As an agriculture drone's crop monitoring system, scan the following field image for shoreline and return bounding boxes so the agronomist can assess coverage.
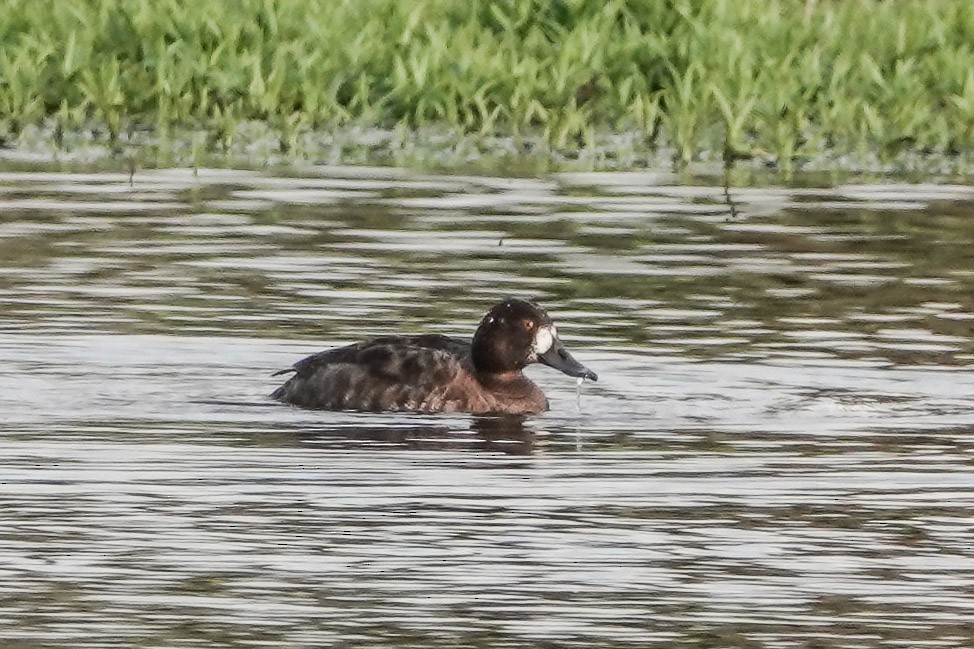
[5,120,974,180]
[2,1,973,175]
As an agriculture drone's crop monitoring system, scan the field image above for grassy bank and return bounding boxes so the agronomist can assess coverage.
[2,0,974,170]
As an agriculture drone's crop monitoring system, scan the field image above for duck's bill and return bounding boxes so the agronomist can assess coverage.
[537,340,598,381]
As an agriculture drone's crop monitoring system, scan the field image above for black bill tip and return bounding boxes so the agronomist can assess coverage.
[538,340,598,382]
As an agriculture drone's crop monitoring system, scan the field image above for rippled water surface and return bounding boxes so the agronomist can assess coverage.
[2,166,974,648]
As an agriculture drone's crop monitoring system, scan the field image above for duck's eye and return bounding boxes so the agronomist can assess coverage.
[523,320,535,331]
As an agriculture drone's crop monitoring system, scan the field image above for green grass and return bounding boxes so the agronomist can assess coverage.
[2,0,974,170]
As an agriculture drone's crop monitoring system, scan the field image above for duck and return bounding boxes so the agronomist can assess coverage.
[270,298,597,414]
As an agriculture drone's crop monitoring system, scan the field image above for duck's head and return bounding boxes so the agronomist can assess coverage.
[471,298,598,381]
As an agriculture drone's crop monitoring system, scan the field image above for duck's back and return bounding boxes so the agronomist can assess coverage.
[271,334,500,412]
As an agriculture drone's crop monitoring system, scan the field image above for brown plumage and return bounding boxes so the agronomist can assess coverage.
[270,299,597,414]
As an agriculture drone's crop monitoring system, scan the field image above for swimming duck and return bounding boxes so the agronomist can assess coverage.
[271,298,597,414]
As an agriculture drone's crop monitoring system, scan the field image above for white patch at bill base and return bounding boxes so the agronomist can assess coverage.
[533,325,556,355]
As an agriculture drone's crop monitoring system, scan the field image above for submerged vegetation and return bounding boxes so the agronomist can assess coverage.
[2,0,974,170]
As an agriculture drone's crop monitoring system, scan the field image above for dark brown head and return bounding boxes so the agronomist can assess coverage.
[470,298,598,381]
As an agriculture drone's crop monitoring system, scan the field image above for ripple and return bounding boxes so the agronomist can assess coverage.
[2,167,974,648]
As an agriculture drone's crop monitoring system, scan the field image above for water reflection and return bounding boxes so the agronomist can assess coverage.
[1,167,974,647]
[256,416,539,455]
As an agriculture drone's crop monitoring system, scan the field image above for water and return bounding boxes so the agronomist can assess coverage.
[1,166,974,648]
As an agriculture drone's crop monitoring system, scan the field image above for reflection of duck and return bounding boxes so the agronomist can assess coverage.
[262,416,539,456]
[271,298,597,414]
